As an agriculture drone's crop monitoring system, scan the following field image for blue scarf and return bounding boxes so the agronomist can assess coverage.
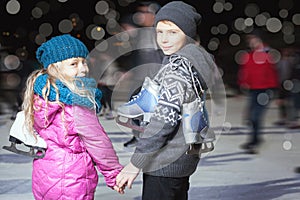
[34,74,102,113]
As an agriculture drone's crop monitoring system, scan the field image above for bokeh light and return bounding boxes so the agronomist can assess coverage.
[283,34,295,44]
[292,14,300,25]
[213,2,224,14]
[1,0,299,106]
[106,19,121,35]
[35,34,47,46]
[235,50,249,65]
[244,3,259,17]
[31,7,43,19]
[207,37,220,51]
[91,26,105,40]
[224,2,233,11]
[6,0,21,15]
[218,24,228,35]
[234,18,246,31]
[36,1,50,15]
[253,51,267,64]
[244,18,254,27]
[4,55,20,70]
[257,92,269,106]
[211,26,219,35]
[39,23,53,37]
[15,47,28,60]
[283,140,292,151]
[266,18,282,33]
[229,33,241,46]
[86,24,97,40]
[222,122,232,133]
[95,39,109,52]
[279,9,289,19]
[95,1,110,15]
[255,14,268,26]
[267,49,281,64]
[105,9,119,20]
[282,21,294,35]
[6,73,21,88]
[58,19,73,33]
[283,80,293,91]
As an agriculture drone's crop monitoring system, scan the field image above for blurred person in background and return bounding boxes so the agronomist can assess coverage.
[286,47,300,129]
[289,47,300,173]
[97,53,123,120]
[11,59,37,120]
[274,47,294,126]
[0,49,37,120]
[119,1,164,147]
[238,31,279,153]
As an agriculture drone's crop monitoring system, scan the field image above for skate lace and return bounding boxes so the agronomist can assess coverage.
[128,88,145,103]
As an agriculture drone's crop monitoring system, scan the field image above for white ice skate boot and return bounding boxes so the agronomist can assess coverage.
[2,111,47,159]
[116,77,160,132]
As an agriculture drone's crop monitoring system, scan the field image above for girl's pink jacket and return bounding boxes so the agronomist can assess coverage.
[32,95,123,200]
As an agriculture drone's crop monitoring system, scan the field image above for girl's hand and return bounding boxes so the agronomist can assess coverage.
[113,185,125,194]
[116,162,140,190]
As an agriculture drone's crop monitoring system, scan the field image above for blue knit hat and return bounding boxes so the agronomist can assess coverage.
[36,34,89,68]
[154,1,201,39]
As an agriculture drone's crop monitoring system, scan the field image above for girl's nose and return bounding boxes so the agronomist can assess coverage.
[79,62,88,75]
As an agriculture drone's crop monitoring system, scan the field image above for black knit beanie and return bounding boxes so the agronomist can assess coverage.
[154,1,202,39]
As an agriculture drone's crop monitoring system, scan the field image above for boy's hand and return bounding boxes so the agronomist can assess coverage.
[116,162,140,190]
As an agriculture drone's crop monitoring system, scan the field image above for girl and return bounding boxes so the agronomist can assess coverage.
[22,34,123,199]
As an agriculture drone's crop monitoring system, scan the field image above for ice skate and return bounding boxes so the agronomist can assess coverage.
[116,77,160,132]
[182,100,216,154]
[186,129,215,155]
[2,111,47,159]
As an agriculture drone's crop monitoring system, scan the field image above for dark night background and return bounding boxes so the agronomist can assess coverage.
[1,0,299,56]
[0,0,299,113]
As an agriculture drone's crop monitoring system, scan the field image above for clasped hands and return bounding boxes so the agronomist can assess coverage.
[115,162,140,194]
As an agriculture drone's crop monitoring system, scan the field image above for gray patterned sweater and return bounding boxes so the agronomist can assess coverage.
[131,44,219,177]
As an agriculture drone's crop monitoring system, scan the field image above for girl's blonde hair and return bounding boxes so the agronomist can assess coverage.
[22,59,96,134]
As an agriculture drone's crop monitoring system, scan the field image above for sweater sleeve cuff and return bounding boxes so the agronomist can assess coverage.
[130,152,153,169]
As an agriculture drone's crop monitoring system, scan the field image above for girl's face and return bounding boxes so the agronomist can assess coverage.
[156,21,186,55]
[60,57,89,77]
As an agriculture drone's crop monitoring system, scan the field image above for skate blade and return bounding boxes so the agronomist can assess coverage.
[200,142,215,153]
[116,112,144,119]
[186,142,215,155]
[116,116,145,133]
[2,143,45,159]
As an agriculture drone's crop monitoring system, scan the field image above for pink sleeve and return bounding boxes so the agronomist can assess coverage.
[73,106,123,188]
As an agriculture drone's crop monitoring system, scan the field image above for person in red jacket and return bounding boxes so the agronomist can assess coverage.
[238,32,279,153]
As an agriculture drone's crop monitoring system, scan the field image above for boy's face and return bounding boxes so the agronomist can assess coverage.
[60,57,89,77]
[156,21,186,55]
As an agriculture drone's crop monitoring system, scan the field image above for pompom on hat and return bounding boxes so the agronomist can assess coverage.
[36,34,89,68]
[154,1,202,39]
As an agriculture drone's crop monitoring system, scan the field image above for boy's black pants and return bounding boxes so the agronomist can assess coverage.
[142,174,190,200]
